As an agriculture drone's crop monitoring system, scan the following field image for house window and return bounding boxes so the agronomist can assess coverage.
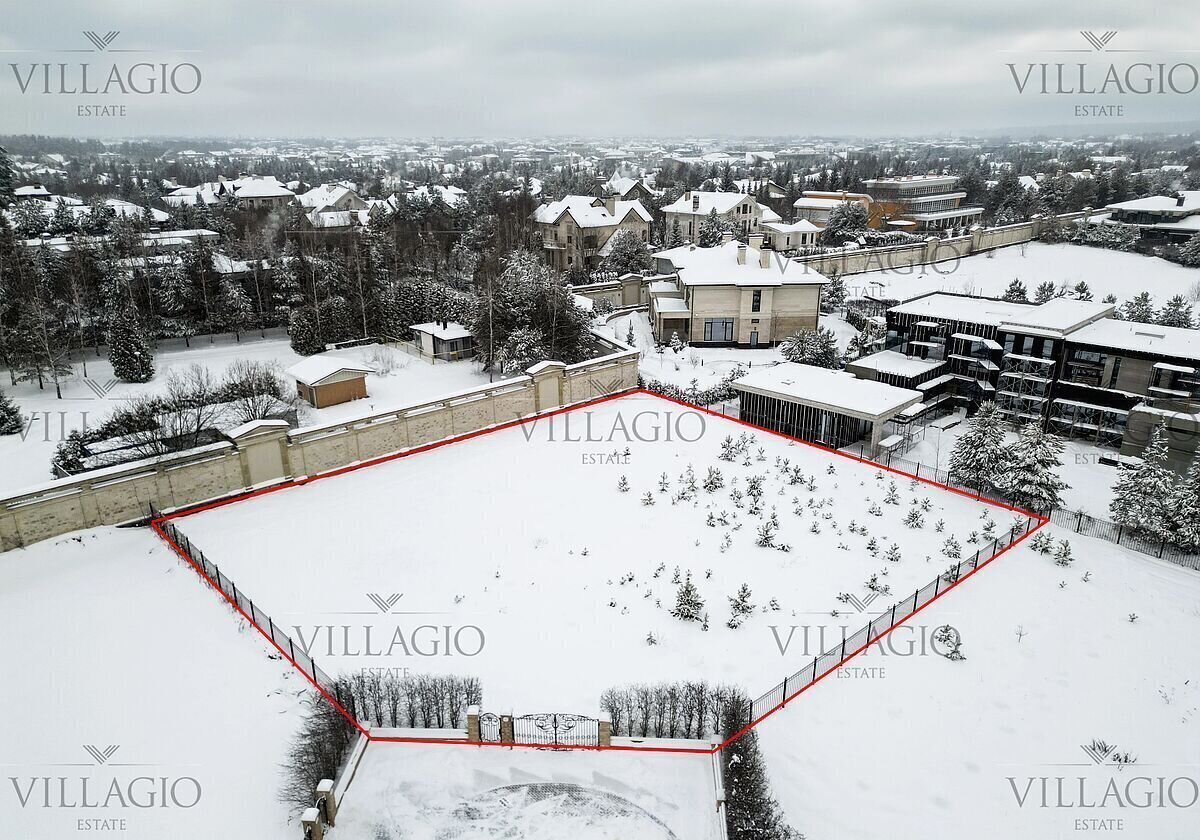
[703,318,734,343]
[751,290,762,313]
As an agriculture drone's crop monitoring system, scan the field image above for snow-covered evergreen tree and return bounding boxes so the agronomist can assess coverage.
[993,422,1068,512]
[107,314,155,383]
[0,388,23,435]
[1072,280,1093,301]
[1002,278,1028,302]
[1053,539,1073,567]
[1157,294,1195,329]
[1121,292,1155,323]
[1109,423,1174,539]
[778,327,840,368]
[697,209,725,247]
[600,229,652,275]
[726,584,755,629]
[1034,281,1057,303]
[720,697,801,840]
[1167,456,1200,549]
[1179,232,1200,267]
[948,401,1006,492]
[671,573,705,622]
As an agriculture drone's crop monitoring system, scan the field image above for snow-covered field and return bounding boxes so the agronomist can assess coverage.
[852,241,1200,306]
[172,393,1014,711]
[759,528,1200,840]
[0,526,306,839]
[0,337,492,496]
[334,741,721,840]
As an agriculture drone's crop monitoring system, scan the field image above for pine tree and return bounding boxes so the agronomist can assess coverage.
[1053,540,1073,567]
[993,422,1068,512]
[1179,232,1200,267]
[1120,292,1155,324]
[600,229,651,275]
[671,572,705,622]
[1034,281,1057,303]
[107,314,155,383]
[778,327,840,368]
[1109,424,1174,539]
[1167,456,1200,549]
[948,401,1007,492]
[1157,295,1195,329]
[698,209,725,247]
[822,274,846,310]
[726,584,755,629]
[1072,280,1093,301]
[1002,278,1028,302]
[0,144,14,208]
[0,387,23,435]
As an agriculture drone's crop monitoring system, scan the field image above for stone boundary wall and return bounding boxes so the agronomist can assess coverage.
[0,334,639,552]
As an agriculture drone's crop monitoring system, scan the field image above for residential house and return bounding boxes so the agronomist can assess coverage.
[792,191,875,227]
[532,195,652,272]
[647,233,826,347]
[662,191,781,243]
[1104,191,1200,242]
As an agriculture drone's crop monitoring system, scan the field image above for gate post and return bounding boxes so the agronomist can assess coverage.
[301,807,323,840]
[500,714,514,744]
[316,779,337,826]
[598,713,612,747]
[467,706,481,743]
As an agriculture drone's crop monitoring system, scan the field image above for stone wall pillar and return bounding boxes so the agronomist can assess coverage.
[499,714,515,744]
[525,361,567,413]
[923,235,939,263]
[316,779,337,826]
[968,224,984,253]
[227,419,291,487]
[1029,213,1044,238]
[598,713,612,747]
[467,705,481,742]
[301,807,324,840]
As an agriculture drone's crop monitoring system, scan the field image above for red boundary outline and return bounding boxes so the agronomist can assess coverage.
[149,388,1048,756]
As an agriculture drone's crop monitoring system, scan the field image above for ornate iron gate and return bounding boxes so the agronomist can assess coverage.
[513,713,599,746]
[479,712,502,742]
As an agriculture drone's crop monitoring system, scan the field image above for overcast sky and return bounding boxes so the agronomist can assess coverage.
[3,0,1199,140]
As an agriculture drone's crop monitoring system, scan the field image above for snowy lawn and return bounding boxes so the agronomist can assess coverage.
[0,526,307,839]
[171,393,1016,711]
[758,529,1200,840]
[0,337,492,496]
[333,741,722,840]
[851,241,1200,305]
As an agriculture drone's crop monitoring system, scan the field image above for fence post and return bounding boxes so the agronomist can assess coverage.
[934,575,940,597]
[890,604,896,626]
[1077,510,1084,531]
[911,590,918,613]
[1159,540,1166,559]
[782,675,789,706]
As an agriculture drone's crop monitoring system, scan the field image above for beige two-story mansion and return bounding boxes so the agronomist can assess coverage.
[648,233,826,347]
[662,191,781,243]
[532,195,652,271]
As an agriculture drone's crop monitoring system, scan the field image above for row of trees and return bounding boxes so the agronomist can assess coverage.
[1110,424,1200,550]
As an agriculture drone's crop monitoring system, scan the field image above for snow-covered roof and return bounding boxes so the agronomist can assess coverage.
[1067,318,1200,363]
[891,294,1033,329]
[286,355,372,386]
[410,321,472,341]
[408,184,467,207]
[233,179,295,199]
[654,241,827,288]
[533,195,651,229]
[996,298,1114,337]
[14,185,50,198]
[297,183,359,209]
[662,191,755,217]
[848,350,945,378]
[764,220,821,234]
[733,362,922,420]
[1106,191,1200,216]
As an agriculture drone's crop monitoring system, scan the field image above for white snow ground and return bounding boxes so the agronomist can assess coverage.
[759,528,1200,840]
[333,741,722,840]
[0,526,307,839]
[850,241,1200,306]
[0,337,492,496]
[172,393,1014,711]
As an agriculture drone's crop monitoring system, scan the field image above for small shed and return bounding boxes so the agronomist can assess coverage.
[287,355,372,408]
[410,321,476,361]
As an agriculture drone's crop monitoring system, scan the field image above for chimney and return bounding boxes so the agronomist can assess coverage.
[721,231,734,245]
[759,245,772,269]
[692,194,701,211]
[595,175,607,197]
[749,232,764,252]
[1178,195,1186,207]
[737,244,747,265]
[605,196,617,216]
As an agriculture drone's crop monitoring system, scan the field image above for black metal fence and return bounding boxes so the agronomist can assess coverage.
[849,442,1017,509]
[747,515,1040,725]
[1048,508,1200,571]
[154,517,345,709]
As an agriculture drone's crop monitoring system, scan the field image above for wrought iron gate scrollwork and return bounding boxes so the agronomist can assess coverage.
[515,713,598,746]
